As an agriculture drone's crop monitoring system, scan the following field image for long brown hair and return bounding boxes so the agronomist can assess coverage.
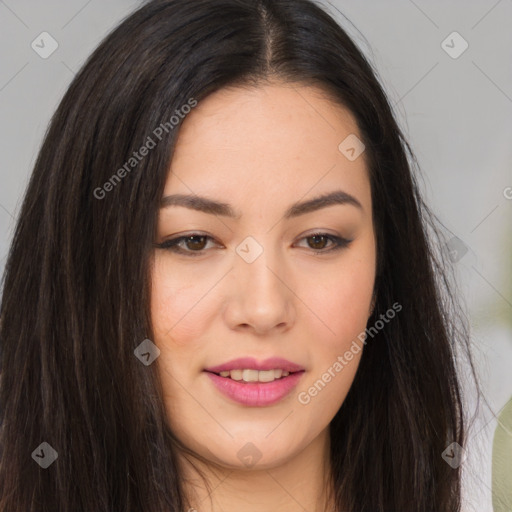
[0,0,479,510]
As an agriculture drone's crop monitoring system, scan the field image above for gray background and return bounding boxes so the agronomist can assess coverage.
[0,1,511,510]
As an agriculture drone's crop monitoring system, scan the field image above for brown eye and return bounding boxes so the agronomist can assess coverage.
[296,232,352,254]
[155,233,218,256]
[182,235,208,251]
[155,232,352,257]
[306,234,330,250]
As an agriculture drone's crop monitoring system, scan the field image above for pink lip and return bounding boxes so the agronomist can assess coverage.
[204,357,305,373]
[205,371,305,407]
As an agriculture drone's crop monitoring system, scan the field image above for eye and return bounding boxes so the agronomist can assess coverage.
[295,232,352,254]
[154,232,352,256]
[155,233,219,256]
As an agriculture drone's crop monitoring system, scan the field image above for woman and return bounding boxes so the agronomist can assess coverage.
[0,0,480,510]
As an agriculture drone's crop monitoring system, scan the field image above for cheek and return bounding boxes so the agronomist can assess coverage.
[296,246,375,412]
[296,268,372,415]
[305,259,375,348]
[150,257,215,345]
[149,259,211,409]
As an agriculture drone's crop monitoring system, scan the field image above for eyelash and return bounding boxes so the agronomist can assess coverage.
[155,232,352,257]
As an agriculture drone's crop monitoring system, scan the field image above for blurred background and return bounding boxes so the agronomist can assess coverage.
[0,1,510,510]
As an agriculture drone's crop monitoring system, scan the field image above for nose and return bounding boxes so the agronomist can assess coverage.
[223,242,295,335]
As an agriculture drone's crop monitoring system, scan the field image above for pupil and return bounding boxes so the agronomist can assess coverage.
[309,235,326,250]
[187,236,206,250]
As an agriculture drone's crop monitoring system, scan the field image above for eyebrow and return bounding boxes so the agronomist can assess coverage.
[160,189,363,219]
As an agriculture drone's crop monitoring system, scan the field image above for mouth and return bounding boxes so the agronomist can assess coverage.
[203,368,305,407]
[204,368,304,383]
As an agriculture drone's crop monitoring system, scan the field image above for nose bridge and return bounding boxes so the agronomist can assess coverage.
[235,234,284,297]
[228,234,293,331]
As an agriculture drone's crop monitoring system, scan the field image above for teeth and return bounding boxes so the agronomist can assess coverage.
[242,369,259,382]
[227,369,243,380]
[257,370,278,382]
[217,369,291,382]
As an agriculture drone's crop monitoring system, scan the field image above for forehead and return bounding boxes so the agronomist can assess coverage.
[171,82,362,157]
[164,83,370,213]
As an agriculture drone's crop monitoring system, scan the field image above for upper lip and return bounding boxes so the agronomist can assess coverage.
[204,357,305,374]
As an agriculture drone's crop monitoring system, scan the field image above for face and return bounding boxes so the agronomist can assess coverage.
[150,82,376,471]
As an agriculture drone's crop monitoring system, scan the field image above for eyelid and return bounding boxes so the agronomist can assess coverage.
[294,231,352,253]
[155,230,353,256]
[155,232,220,256]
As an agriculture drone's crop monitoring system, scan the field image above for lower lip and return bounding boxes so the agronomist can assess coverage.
[204,371,304,407]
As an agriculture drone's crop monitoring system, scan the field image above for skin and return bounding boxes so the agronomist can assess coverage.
[150,81,377,511]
